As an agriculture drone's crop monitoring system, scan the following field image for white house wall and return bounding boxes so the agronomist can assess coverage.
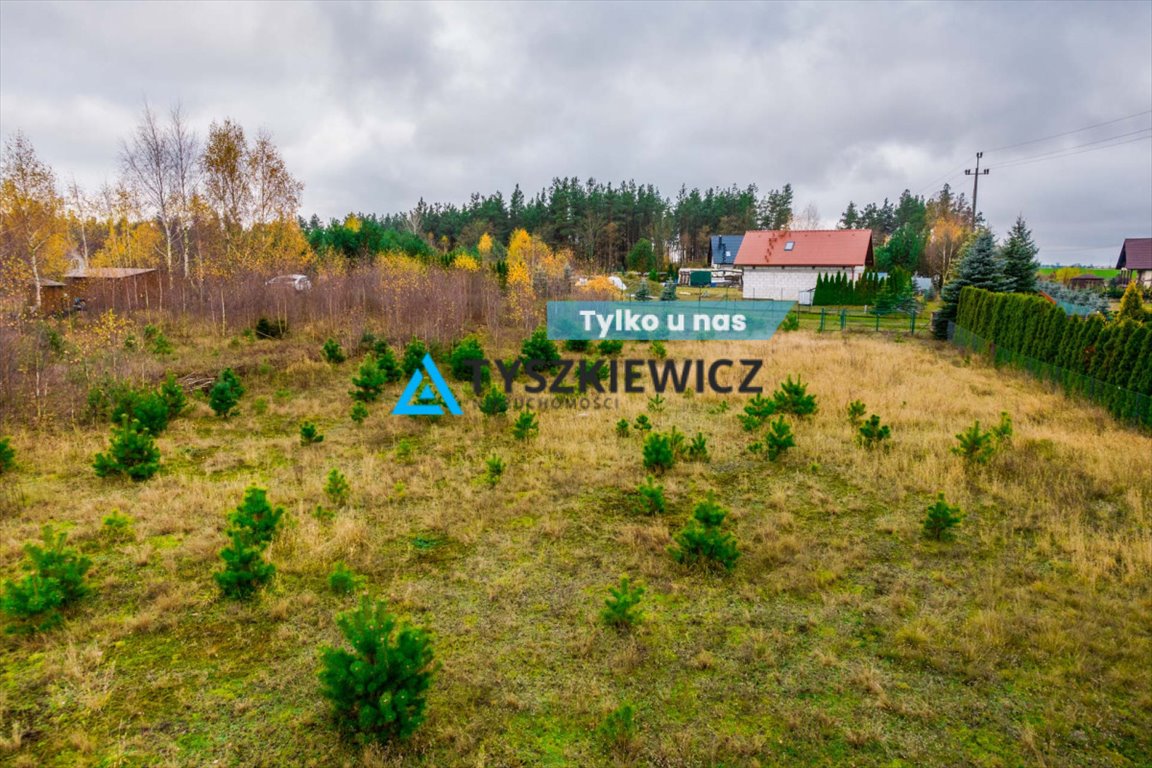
[741,266,863,301]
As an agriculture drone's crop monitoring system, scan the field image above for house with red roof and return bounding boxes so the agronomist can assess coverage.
[734,229,874,301]
[1116,238,1152,288]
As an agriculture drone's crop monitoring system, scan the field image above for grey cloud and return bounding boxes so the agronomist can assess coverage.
[1,0,1149,265]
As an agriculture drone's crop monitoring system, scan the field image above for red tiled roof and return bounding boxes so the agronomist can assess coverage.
[1118,238,1152,271]
[734,229,874,267]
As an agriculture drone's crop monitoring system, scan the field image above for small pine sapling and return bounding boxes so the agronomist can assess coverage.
[209,368,245,417]
[401,339,429,377]
[300,421,325,445]
[0,437,14,474]
[635,475,666,515]
[952,421,995,465]
[923,494,962,541]
[671,495,739,573]
[101,511,135,542]
[325,469,351,508]
[991,411,1013,446]
[350,354,388,402]
[642,432,675,474]
[512,408,539,441]
[750,417,795,461]
[519,327,561,371]
[601,576,644,630]
[318,597,435,743]
[483,455,505,487]
[771,376,817,417]
[563,339,590,353]
[479,387,509,417]
[846,400,867,427]
[448,336,488,386]
[857,414,892,449]
[214,487,283,598]
[632,414,653,432]
[375,344,403,383]
[93,416,161,481]
[615,419,630,437]
[647,394,665,413]
[159,373,187,420]
[322,338,346,364]
[1,526,91,633]
[328,562,364,595]
[350,401,369,424]
[649,340,667,359]
[597,704,639,758]
[779,311,800,332]
[685,433,710,462]
[738,394,776,431]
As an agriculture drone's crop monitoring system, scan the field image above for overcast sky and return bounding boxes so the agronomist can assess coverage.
[2,0,1150,266]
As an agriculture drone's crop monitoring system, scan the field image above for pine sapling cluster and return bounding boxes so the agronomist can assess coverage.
[448,336,488,386]
[401,339,430,377]
[632,414,653,432]
[671,496,740,573]
[325,468,351,508]
[684,432,710,462]
[350,354,388,402]
[215,487,283,599]
[483,455,505,487]
[601,576,644,630]
[328,562,365,595]
[952,414,1012,466]
[350,401,369,424]
[318,597,435,743]
[615,419,630,437]
[597,704,639,758]
[647,394,665,413]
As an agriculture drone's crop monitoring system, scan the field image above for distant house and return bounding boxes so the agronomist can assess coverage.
[1116,238,1152,288]
[709,235,745,267]
[735,229,873,301]
[63,267,162,310]
[1068,274,1105,291]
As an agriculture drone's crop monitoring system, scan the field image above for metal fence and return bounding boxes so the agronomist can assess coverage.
[952,325,1151,427]
[801,306,921,334]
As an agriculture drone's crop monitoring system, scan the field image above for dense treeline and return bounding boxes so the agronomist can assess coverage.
[956,287,1152,424]
[304,180,796,272]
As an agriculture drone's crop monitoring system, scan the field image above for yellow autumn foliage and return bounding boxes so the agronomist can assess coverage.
[454,254,481,272]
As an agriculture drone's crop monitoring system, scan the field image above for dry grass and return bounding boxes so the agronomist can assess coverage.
[0,327,1149,767]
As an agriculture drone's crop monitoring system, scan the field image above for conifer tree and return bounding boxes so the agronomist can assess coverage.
[1116,281,1146,324]
[1000,215,1040,293]
[937,230,1008,337]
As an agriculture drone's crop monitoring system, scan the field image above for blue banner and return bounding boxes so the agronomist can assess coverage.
[547,300,795,341]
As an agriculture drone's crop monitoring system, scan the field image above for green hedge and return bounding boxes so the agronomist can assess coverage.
[812,271,886,306]
[956,287,1152,426]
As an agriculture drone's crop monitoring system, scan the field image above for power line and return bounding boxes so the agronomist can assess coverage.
[987,109,1152,154]
[996,131,1152,170]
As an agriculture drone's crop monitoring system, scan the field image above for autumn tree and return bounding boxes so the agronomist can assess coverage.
[0,132,71,306]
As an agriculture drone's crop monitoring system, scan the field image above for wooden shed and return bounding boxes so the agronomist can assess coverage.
[27,279,70,315]
[63,267,162,311]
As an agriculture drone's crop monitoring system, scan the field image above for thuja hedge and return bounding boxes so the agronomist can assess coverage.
[812,271,887,306]
[956,287,1152,425]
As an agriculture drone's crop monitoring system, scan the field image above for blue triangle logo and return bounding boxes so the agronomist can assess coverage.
[392,354,463,416]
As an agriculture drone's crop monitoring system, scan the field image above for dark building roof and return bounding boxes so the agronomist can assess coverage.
[735,229,874,268]
[1117,238,1152,271]
[710,235,744,265]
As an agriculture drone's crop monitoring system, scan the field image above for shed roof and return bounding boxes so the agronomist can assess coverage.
[734,229,873,268]
[1117,238,1152,271]
[710,235,745,265]
[64,267,157,279]
[1069,274,1104,282]
[33,279,67,287]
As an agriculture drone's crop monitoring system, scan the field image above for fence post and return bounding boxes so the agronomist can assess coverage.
[910,313,916,335]
[875,312,880,331]
[819,308,826,332]
[840,309,847,331]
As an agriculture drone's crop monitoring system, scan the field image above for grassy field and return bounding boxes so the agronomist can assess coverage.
[1037,267,1121,280]
[1,328,1150,767]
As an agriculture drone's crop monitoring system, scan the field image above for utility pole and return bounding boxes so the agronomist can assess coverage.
[964,151,989,229]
